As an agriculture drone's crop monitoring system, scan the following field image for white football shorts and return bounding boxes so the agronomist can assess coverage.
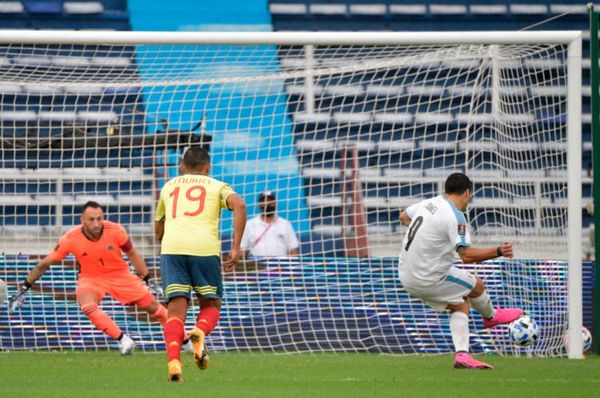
[401,266,476,312]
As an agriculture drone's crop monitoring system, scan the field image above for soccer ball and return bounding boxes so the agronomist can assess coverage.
[563,327,593,353]
[508,316,540,347]
[0,279,7,305]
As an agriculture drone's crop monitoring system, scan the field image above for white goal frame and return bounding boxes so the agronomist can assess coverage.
[0,30,583,359]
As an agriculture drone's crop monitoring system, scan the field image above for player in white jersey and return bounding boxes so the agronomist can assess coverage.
[399,173,523,369]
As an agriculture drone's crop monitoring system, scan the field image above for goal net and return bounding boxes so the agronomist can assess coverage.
[0,31,583,357]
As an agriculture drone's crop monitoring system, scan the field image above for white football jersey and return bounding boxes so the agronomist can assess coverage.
[399,195,471,285]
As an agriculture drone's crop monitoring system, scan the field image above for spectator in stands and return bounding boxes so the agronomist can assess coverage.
[241,190,300,257]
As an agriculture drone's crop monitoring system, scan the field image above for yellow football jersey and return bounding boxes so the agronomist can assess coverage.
[155,174,235,256]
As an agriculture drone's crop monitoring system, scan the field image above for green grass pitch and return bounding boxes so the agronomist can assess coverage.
[1,352,599,397]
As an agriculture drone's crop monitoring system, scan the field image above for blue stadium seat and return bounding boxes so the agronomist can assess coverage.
[23,1,63,15]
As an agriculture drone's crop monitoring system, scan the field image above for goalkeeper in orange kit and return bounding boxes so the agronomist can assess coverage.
[9,201,167,355]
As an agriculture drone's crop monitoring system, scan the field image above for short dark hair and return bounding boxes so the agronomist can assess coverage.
[444,173,473,195]
[258,190,276,202]
[183,147,210,169]
[81,201,103,213]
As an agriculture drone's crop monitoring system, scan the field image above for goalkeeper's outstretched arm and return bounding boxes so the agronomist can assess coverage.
[24,255,61,286]
[9,255,60,312]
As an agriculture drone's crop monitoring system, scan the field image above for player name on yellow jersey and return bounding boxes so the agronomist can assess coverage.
[156,174,235,256]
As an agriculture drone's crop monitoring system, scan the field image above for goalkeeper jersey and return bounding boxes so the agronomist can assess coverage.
[155,174,235,256]
[48,221,133,276]
[399,195,471,285]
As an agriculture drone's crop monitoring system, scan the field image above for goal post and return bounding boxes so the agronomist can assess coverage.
[0,30,583,358]
[566,35,583,360]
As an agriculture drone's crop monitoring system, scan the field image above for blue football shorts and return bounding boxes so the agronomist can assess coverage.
[160,254,223,302]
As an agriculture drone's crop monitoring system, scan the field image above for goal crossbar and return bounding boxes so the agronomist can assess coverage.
[0,30,582,45]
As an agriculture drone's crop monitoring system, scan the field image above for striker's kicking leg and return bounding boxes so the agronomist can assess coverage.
[447,301,494,370]
[468,278,522,329]
[189,298,220,370]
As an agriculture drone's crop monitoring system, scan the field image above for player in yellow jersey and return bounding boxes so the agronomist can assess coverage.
[155,147,246,382]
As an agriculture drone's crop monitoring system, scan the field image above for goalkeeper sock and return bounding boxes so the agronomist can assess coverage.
[196,306,220,336]
[81,303,122,339]
[469,291,496,319]
[449,311,470,353]
[164,317,185,361]
[151,304,168,325]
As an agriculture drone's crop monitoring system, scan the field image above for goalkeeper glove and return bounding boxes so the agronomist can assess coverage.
[143,275,163,299]
[9,280,31,312]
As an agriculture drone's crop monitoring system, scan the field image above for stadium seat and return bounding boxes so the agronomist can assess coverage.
[0,1,24,13]
[349,4,386,16]
[302,167,341,179]
[13,55,52,67]
[23,1,63,15]
[75,194,115,205]
[509,4,548,15]
[296,140,335,153]
[307,196,342,208]
[63,1,104,14]
[76,110,117,122]
[269,3,307,15]
[388,4,427,16]
[429,4,467,15]
[2,224,46,235]
[0,194,32,205]
[0,82,21,94]
[469,4,507,15]
[38,111,78,122]
[549,4,587,14]
[90,56,131,67]
[311,224,343,235]
[0,111,37,122]
[309,4,347,16]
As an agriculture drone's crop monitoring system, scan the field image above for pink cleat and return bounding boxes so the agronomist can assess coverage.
[482,308,523,329]
[453,352,494,370]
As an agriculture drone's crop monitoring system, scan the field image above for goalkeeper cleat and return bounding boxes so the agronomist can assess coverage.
[118,334,136,355]
[189,327,209,370]
[483,308,523,329]
[453,353,494,370]
[168,359,183,382]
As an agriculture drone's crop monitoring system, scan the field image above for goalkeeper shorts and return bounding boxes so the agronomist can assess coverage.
[77,271,149,305]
